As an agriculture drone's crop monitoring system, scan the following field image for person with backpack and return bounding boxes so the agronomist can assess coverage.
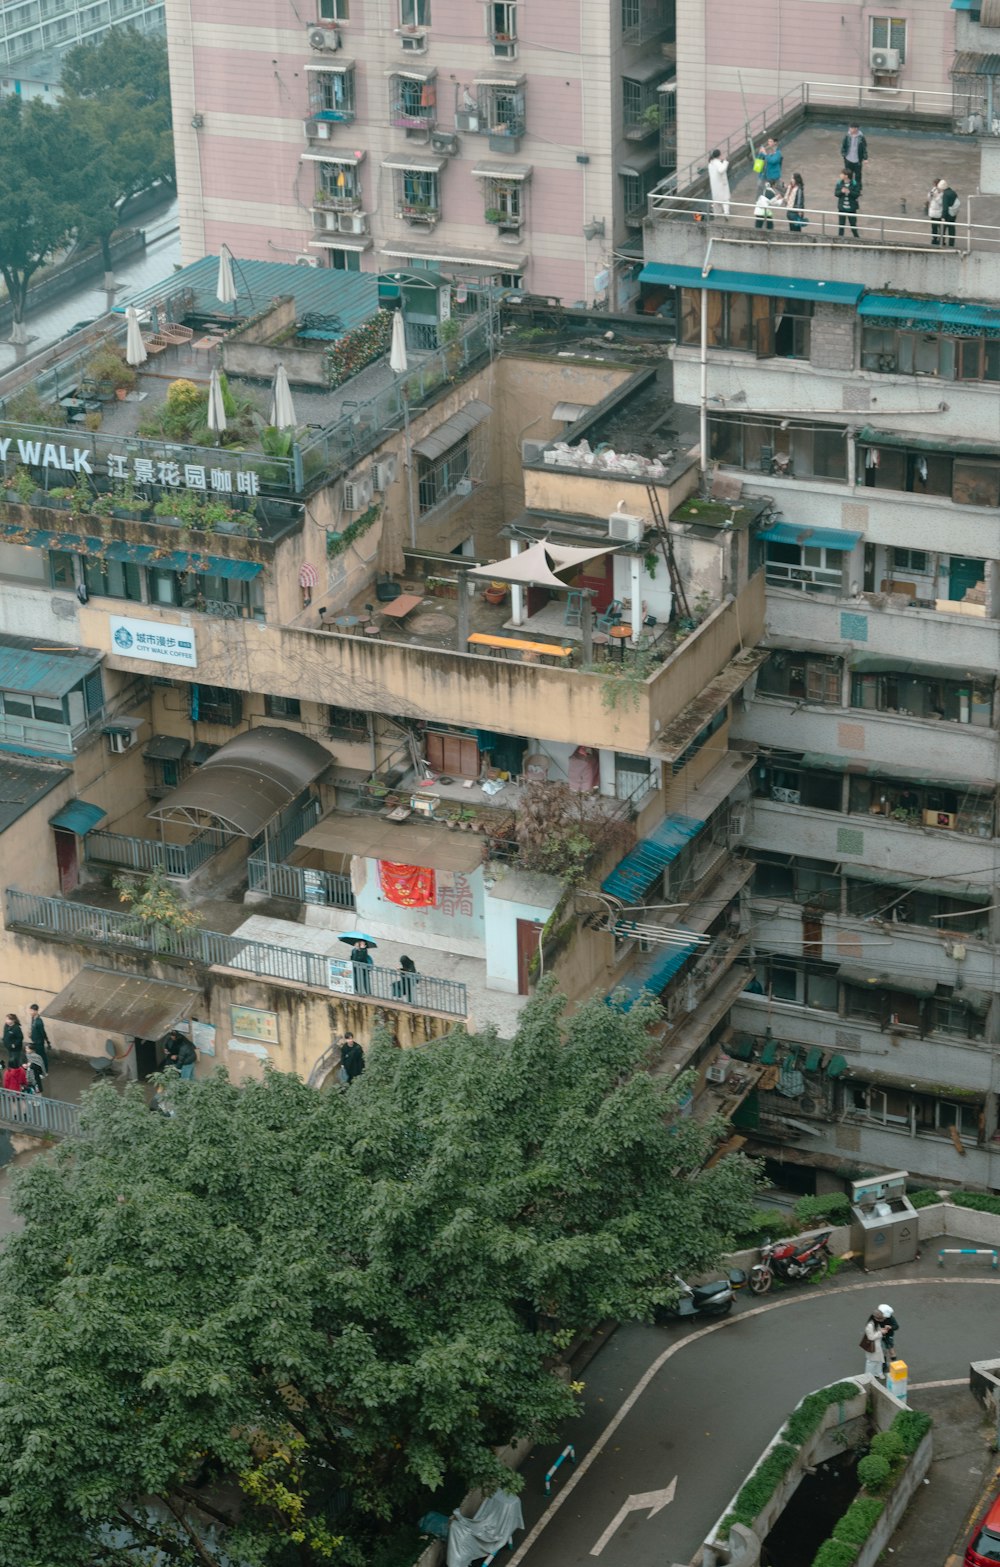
[938,180,960,247]
[877,1303,899,1372]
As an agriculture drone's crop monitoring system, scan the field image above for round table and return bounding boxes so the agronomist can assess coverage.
[609,624,633,661]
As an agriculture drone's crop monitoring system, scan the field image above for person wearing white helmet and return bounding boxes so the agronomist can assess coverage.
[877,1303,899,1371]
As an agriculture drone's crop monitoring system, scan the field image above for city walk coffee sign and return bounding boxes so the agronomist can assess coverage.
[110,615,198,669]
[0,435,261,496]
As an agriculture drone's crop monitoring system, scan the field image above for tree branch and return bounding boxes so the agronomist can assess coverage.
[163,1495,221,1567]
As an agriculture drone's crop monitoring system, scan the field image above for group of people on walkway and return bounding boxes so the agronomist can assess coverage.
[708,138,806,234]
[926,177,961,247]
[1,1006,50,1097]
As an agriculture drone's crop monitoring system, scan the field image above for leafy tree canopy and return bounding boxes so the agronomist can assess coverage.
[0,987,761,1566]
[0,96,82,337]
[61,25,172,105]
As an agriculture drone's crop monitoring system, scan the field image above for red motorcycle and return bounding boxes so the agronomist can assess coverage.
[748,1230,833,1294]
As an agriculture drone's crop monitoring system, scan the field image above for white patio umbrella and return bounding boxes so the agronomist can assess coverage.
[216,244,237,309]
[389,308,408,374]
[268,362,297,429]
[124,305,147,368]
[206,366,227,438]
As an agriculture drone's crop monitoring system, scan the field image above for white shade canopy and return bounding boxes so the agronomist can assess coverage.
[207,366,227,435]
[269,362,297,429]
[216,244,237,306]
[125,306,147,368]
[468,540,617,589]
[389,309,408,375]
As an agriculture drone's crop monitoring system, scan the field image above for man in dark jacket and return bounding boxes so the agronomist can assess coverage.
[841,124,868,191]
[835,170,860,239]
[339,1033,365,1083]
[939,181,960,247]
[28,1004,50,1071]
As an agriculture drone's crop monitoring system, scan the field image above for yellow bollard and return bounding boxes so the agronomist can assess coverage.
[887,1358,908,1406]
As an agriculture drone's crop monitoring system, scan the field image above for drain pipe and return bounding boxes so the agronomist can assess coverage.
[700,238,714,472]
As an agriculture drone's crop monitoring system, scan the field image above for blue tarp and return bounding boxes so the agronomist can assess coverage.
[759,522,861,552]
[48,799,106,834]
[608,936,701,1010]
[602,812,702,903]
[639,263,865,306]
[858,294,1000,331]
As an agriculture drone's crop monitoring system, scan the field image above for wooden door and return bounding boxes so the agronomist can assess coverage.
[54,829,78,895]
[427,731,479,779]
[573,554,613,612]
[516,919,543,995]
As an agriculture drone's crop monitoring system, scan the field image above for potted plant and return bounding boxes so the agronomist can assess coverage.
[85,345,137,400]
[484,207,504,225]
[109,479,148,521]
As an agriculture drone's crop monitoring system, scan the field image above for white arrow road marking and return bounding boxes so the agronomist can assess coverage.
[590,1478,677,1556]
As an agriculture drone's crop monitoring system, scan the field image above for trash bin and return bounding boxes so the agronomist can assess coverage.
[849,1171,919,1270]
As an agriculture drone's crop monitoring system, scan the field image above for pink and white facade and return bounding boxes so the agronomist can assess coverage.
[165,0,676,304]
[676,0,957,175]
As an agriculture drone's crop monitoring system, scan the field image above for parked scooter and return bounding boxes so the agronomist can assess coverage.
[656,1269,747,1322]
[748,1231,833,1295]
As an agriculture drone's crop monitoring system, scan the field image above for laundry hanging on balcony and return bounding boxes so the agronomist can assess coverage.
[379,861,436,907]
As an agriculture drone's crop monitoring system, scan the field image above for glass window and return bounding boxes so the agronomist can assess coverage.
[319,0,348,17]
[33,696,64,725]
[2,692,32,718]
[870,15,906,61]
[325,248,362,272]
[400,0,429,23]
[265,696,302,719]
[49,550,76,590]
[806,970,838,1010]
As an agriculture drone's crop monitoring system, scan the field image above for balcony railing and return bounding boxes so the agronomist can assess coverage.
[0,1086,80,1138]
[0,711,90,759]
[247,849,354,909]
[647,189,1000,252]
[5,889,469,1018]
[85,827,231,878]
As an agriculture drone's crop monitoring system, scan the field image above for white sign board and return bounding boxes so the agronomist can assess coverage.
[110,616,197,669]
[328,956,356,995]
[0,435,260,497]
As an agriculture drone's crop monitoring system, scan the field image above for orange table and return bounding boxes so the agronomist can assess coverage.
[467,632,572,661]
[379,593,423,620]
[609,624,633,660]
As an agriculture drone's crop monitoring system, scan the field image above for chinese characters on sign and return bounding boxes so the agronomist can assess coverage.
[0,436,260,495]
[109,615,198,669]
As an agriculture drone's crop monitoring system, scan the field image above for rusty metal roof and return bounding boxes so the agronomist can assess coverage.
[45,967,202,1039]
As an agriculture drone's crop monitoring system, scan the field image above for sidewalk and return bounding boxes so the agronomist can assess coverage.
[889,1383,999,1566]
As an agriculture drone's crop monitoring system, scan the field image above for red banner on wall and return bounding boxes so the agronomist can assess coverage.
[378,861,437,908]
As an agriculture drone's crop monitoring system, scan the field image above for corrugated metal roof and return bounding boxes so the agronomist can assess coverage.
[45,967,201,1038]
[413,399,492,460]
[148,726,332,836]
[639,263,865,306]
[0,635,102,699]
[953,49,1000,71]
[858,293,1000,330]
[602,812,703,902]
[48,799,106,834]
[608,935,701,1010]
[117,258,380,339]
[0,757,69,835]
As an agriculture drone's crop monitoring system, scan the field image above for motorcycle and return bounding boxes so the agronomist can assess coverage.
[656,1269,747,1322]
[748,1231,833,1295]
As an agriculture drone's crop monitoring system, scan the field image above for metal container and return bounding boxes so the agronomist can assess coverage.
[849,1170,919,1271]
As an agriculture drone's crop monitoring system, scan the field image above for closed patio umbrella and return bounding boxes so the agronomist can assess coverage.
[216,244,237,309]
[269,362,297,429]
[206,366,227,437]
[125,306,147,368]
[389,309,408,374]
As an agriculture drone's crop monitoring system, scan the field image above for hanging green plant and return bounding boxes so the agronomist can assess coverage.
[327,501,381,559]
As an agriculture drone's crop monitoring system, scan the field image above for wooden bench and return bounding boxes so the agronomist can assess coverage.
[467,633,573,661]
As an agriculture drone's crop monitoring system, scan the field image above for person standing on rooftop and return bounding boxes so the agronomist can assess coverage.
[841,123,868,192]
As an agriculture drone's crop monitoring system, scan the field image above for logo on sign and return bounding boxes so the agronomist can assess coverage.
[113,626,134,650]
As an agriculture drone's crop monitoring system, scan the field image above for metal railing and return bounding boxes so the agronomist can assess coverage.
[647,190,1000,252]
[5,889,469,1018]
[260,797,322,865]
[247,849,355,909]
[0,1086,80,1137]
[85,827,231,878]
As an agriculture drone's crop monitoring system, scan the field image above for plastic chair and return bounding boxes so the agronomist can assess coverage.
[595,600,623,633]
[564,590,583,627]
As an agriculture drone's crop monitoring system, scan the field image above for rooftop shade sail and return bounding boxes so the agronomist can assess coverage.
[45,967,201,1039]
[147,727,332,837]
[412,399,492,460]
[639,263,865,306]
[0,637,101,699]
[468,539,617,589]
[48,799,106,835]
[759,522,862,551]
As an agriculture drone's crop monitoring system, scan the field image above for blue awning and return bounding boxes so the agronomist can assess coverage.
[48,799,107,835]
[639,263,865,306]
[608,936,701,1010]
[602,812,702,902]
[951,1,978,12]
[759,522,862,552]
[0,638,101,699]
[858,294,1000,331]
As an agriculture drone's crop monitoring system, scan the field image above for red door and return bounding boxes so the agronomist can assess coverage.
[516,919,543,995]
[572,555,613,612]
[54,829,78,894]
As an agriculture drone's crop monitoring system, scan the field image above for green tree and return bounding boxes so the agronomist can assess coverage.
[0,988,760,1566]
[0,96,81,344]
[114,864,202,950]
[61,28,175,284]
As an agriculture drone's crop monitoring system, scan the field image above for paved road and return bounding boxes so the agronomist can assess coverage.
[511,1258,1000,1567]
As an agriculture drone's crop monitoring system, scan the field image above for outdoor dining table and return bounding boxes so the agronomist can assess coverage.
[609,625,633,660]
[378,593,424,621]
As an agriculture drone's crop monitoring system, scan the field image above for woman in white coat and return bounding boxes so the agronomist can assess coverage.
[708,149,731,217]
[861,1311,887,1380]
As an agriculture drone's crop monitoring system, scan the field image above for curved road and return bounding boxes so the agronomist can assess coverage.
[510,1262,1000,1567]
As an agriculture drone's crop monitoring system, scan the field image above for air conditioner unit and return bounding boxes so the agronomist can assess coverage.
[308,25,341,50]
[706,1059,732,1086]
[455,477,473,496]
[401,31,427,51]
[336,210,367,234]
[107,729,134,754]
[372,456,397,491]
[455,109,481,133]
[307,119,333,141]
[870,46,900,71]
[608,511,644,544]
[343,476,373,511]
[431,130,458,155]
[296,253,319,266]
[521,438,544,464]
[492,38,518,58]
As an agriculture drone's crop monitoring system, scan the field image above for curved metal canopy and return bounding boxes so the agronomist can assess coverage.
[147,727,332,837]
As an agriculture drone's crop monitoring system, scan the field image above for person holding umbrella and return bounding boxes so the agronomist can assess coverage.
[338,932,378,996]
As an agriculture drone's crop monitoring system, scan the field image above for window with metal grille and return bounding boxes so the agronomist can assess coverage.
[870,15,906,61]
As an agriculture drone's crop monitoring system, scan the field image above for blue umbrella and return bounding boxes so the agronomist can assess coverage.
[338,931,378,948]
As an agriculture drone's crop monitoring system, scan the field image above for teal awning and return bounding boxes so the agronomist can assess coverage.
[858,294,1000,334]
[0,637,101,699]
[759,522,861,552]
[639,263,865,306]
[48,799,106,835]
[826,1054,848,1078]
[602,812,702,902]
[804,1047,823,1072]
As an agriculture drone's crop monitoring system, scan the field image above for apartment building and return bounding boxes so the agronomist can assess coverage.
[164,0,677,305]
[0,0,165,96]
[639,73,1000,1189]
[0,265,766,1116]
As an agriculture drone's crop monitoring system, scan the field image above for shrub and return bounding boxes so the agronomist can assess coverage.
[870,1430,904,1462]
[892,1407,932,1455]
[784,1383,859,1446]
[908,1188,943,1209]
[731,1441,797,1523]
[793,1193,852,1227]
[166,378,202,414]
[833,1495,884,1547]
[812,1542,857,1567]
[952,1191,1000,1216]
[857,1453,890,1492]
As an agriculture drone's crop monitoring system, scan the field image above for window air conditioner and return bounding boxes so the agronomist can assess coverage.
[401,31,427,51]
[308,26,341,50]
[706,1059,732,1085]
[337,210,367,233]
[296,253,319,266]
[521,439,544,463]
[107,729,134,754]
[431,130,459,155]
[456,110,481,133]
[870,47,900,71]
[455,477,473,496]
[343,477,373,511]
[608,512,644,544]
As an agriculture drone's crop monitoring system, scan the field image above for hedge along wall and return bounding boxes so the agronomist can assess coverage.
[811,1408,933,1567]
